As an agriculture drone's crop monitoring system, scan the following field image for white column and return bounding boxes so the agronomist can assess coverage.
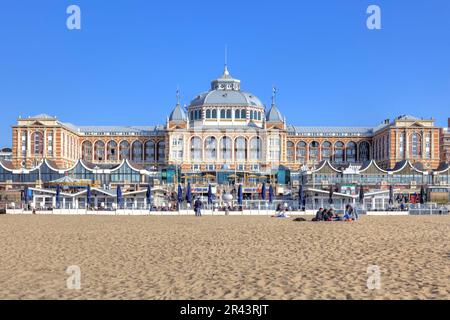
[43,129,47,158]
[17,129,21,157]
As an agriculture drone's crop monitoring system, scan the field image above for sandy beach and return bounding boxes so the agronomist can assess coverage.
[0,214,449,300]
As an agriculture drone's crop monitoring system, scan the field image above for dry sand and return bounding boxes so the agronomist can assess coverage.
[0,214,449,300]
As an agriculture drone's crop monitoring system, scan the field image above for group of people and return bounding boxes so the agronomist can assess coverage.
[313,204,358,222]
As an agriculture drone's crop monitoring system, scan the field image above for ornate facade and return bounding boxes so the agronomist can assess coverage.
[5,67,447,178]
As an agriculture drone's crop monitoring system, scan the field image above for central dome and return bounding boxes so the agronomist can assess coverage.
[189,66,264,108]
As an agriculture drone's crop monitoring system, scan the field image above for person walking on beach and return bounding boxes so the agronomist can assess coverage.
[194,197,203,217]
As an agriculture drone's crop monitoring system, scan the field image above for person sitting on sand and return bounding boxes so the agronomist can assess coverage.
[332,210,342,221]
[322,209,332,221]
[343,205,354,221]
[313,208,324,221]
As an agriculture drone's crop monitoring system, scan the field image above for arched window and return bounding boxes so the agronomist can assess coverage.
[144,141,155,162]
[296,142,307,163]
[107,141,118,162]
[220,137,232,160]
[240,109,246,119]
[226,109,232,119]
[94,141,105,162]
[287,141,295,162]
[235,109,240,119]
[309,141,319,162]
[249,137,262,160]
[321,141,332,161]
[334,142,345,163]
[206,109,211,119]
[205,137,217,160]
[211,109,217,119]
[190,137,202,161]
[346,142,357,163]
[82,141,92,161]
[132,141,143,162]
[411,133,421,157]
[220,109,226,119]
[119,141,130,160]
[235,137,247,161]
[157,141,165,162]
[32,132,43,155]
[359,141,370,162]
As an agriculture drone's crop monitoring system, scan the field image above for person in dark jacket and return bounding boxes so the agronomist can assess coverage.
[193,197,203,217]
[314,208,324,221]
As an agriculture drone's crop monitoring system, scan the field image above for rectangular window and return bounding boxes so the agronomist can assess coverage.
[399,133,405,158]
[21,132,27,157]
[47,132,53,156]
[425,133,431,159]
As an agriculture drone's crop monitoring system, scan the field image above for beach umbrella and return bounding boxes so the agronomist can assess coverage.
[207,184,213,205]
[23,187,29,203]
[269,185,274,204]
[56,185,61,209]
[116,186,123,209]
[186,182,192,204]
[298,185,305,208]
[146,184,152,210]
[359,185,365,205]
[419,186,426,204]
[389,185,394,205]
[177,184,183,203]
[86,185,92,209]
[261,183,266,200]
[328,185,334,204]
[237,184,243,205]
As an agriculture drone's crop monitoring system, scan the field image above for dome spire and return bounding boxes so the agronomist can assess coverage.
[271,85,277,106]
[266,86,284,123]
[222,44,231,78]
[168,86,187,122]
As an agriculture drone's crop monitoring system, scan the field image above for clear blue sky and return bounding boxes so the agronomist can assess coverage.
[1,0,449,147]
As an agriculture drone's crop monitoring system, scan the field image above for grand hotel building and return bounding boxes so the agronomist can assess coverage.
[1,66,449,189]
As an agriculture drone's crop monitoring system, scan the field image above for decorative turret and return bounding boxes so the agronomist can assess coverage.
[265,87,285,128]
[167,89,188,129]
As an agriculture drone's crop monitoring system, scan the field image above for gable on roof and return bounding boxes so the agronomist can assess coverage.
[311,161,342,174]
[434,162,450,174]
[359,160,389,175]
[390,160,426,175]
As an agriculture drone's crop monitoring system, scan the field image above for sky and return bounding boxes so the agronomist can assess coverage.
[0,0,449,147]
